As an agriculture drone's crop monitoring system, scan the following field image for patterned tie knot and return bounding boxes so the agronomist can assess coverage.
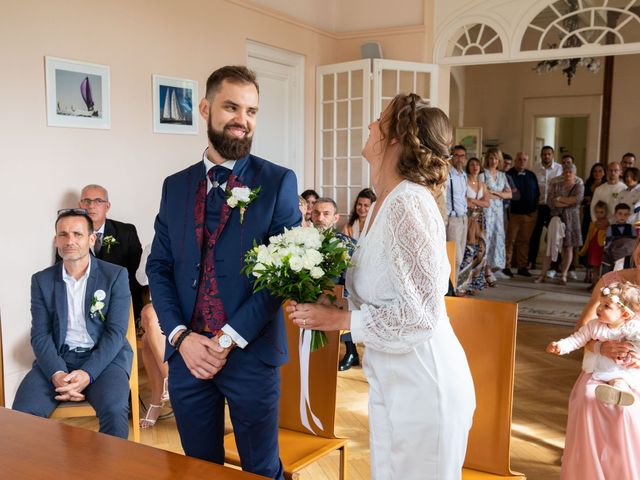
[208,165,232,188]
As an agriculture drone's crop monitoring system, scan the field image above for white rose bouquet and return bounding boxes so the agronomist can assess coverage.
[242,226,352,351]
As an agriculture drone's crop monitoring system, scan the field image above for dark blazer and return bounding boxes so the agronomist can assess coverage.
[147,154,301,367]
[96,219,143,318]
[31,256,133,380]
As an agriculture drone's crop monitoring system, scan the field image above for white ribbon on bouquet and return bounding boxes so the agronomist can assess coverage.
[298,328,324,434]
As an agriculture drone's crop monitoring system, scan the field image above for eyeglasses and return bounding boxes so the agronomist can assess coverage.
[79,198,108,206]
[57,208,89,216]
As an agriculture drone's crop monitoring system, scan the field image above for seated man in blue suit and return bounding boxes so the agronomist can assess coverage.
[147,65,301,479]
[13,209,133,439]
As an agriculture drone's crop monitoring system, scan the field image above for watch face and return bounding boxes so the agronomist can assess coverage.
[219,334,233,349]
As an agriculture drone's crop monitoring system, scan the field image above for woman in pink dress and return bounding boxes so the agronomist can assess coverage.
[562,240,640,479]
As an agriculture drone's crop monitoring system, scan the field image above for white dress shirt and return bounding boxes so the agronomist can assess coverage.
[62,263,95,349]
[590,181,628,222]
[534,161,563,204]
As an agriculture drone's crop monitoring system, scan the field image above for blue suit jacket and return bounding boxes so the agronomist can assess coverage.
[30,256,133,380]
[147,154,301,367]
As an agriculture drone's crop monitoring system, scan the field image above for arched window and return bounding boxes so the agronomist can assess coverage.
[446,23,504,57]
[521,0,640,52]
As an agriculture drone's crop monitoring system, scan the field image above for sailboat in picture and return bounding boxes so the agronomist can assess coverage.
[56,75,100,118]
[161,87,189,124]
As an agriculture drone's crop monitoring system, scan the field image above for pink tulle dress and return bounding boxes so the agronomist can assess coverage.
[560,271,640,480]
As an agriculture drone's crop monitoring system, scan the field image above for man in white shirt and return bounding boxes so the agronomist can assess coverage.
[445,145,468,273]
[528,146,564,269]
[13,209,133,438]
[591,161,627,222]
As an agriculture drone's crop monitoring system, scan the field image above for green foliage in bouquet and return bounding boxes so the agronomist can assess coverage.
[242,226,353,351]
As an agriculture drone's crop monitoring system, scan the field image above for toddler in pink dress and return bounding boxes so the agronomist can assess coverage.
[547,281,640,406]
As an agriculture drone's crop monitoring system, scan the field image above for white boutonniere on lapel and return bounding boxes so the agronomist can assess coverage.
[226,186,261,224]
[102,235,119,254]
[90,289,106,321]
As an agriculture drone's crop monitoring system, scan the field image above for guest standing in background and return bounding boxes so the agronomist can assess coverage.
[618,167,640,226]
[529,146,563,269]
[581,163,606,245]
[480,148,512,287]
[457,157,490,296]
[535,164,584,285]
[591,162,627,223]
[445,145,469,273]
[504,152,539,277]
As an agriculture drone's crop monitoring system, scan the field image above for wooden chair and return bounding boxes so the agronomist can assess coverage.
[224,293,348,479]
[446,297,525,479]
[446,240,457,285]
[50,305,140,443]
[0,312,4,408]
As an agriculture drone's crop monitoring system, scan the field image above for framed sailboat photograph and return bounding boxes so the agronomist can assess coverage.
[45,56,111,129]
[152,75,198,134]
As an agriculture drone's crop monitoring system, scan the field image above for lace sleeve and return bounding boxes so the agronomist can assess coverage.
[351,190,449,353]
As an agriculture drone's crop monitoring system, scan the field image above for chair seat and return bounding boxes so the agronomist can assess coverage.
[224,429,348,473]
[462,468,525,479]
[49,401,96,418]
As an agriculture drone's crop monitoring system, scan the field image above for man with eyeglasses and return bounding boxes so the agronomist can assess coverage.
[78,184,143,318]
[445,145,469,273]
[13,209,133,438]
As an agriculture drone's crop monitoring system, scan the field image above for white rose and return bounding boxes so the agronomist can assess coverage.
[252,263,266,277]
[302,249,323,269]
[227,196,238,208]
[289,256,304,272]
[232,187,251,202]
[94,290,106,301]
[256,245,272,265]
[91,301,105,312]
[310,266,324,279]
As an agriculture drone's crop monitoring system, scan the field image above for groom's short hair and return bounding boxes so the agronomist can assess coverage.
[206,65,259,99]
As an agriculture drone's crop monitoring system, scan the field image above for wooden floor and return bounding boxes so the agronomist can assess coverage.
[63,321,580,480]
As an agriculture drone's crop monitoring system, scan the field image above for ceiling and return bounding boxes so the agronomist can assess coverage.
[239,0,424,33]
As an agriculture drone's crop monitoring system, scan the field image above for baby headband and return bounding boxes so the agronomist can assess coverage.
[601,286,635,316]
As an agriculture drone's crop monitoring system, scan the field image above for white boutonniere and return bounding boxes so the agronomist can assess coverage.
[90,289,106,321]
[226,186,261,224]
[102,235,119,253]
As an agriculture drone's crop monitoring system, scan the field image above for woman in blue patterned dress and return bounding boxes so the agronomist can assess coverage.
[480,148,512,286]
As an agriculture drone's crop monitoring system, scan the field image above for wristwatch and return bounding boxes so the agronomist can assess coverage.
[216,331,235,349]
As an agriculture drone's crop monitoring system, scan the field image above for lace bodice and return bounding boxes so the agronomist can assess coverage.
[346,181,450,353]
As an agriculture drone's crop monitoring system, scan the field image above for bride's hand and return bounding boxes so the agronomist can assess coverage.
[286,302,351,331]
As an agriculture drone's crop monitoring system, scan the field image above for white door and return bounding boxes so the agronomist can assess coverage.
[247,42,305,192]
[316,59,438,216]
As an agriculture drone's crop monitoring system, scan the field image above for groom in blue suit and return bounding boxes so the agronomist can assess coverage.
[147,66,300,479]
[13,209,133,438]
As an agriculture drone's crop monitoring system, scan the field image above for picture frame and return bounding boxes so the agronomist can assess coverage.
[45,56,111,129]
[454,127,483,159]
[152,75,198,134]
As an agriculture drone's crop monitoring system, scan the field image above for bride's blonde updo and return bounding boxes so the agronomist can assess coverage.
[379,93,452,191]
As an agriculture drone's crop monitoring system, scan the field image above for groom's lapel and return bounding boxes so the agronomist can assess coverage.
[193,162,207,253]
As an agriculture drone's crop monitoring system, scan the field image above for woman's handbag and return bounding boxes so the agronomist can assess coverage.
[467,209,483,244]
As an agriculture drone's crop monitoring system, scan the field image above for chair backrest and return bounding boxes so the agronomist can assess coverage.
[0,311,4,408]
[279,291,342,439]
[446,296,520,477]
[446,241,456,285]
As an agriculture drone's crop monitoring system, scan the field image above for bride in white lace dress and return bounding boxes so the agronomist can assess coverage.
[288,93,475,480]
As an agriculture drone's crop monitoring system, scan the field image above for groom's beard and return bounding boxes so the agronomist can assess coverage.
[207,118,253,160]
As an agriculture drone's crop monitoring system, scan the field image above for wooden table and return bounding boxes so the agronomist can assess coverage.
[0,407,265,479]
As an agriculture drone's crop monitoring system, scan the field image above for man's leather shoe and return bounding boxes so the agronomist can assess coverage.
[517,268,532,277]
[339,353,360,371]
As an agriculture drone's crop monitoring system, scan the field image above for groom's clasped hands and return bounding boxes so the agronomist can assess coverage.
[180,333,230,379]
